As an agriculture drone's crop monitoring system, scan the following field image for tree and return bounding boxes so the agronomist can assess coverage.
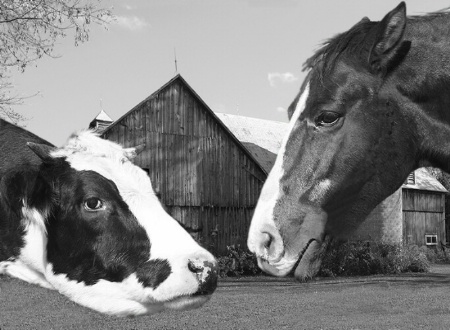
[0,0,113,124]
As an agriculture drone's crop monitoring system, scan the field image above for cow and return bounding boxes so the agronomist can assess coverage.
[0,119,218,316]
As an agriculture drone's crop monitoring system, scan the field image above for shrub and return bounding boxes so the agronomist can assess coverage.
[217,241,434,279]
[318,240,430,277]
[217,244,262,278]
[419,245,450,264]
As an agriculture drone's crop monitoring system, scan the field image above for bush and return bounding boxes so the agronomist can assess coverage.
[217,244,262,278]
[318,240,430,277]
[216,241,434,279]
[418,245,450,264]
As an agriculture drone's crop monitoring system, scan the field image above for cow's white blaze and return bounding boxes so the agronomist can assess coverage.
[46,131,214,314]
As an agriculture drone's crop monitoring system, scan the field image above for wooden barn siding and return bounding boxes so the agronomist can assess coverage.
[402,189,446,246]
[103,80,265,254]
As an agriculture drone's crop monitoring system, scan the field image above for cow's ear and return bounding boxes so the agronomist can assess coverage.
[124,144,146,160]
[368,2,406,73]
[27,142,56,163]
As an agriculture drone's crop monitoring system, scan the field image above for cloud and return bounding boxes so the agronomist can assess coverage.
[268,72,298,87]
[244,0,298,8]
[123,4,135,10]
[276,106,286,113]
[114,16,149,31]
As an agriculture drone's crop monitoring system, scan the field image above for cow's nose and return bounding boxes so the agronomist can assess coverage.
[188,258,218,295]
[248,224,285,264]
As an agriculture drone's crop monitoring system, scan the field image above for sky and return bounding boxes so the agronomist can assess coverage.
[9,0,450,146]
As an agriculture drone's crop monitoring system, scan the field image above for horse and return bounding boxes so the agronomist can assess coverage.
[248,2,450,280]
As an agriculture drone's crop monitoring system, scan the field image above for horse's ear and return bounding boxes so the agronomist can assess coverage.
[358,16,371,25]
[27,142,56,163]
[368,2,406,73]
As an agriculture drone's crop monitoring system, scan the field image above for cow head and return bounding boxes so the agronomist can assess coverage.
[3,131,217,316]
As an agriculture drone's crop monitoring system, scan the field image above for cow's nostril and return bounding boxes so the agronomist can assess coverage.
[188,260,204,274]
[189,259,218,296]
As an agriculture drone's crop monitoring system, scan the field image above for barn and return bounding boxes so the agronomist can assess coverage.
[354,170,447,247]
[96,75,267,254]
[91,74,447,253]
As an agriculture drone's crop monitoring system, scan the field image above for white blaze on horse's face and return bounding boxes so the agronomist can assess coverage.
[248,82,327,278]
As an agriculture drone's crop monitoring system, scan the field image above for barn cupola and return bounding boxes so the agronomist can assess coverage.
[89,109,113,134]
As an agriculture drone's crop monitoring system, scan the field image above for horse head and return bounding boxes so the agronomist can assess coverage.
[248,2,428,280]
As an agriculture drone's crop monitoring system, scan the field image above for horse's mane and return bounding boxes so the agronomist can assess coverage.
[303,8,450,77]
[302,18,376,77]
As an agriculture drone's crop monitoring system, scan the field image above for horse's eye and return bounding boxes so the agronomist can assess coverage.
[316,111,341,127]
[84,197,104,211]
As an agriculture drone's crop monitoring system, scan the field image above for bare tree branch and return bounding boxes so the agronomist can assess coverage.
[0,0,113,123]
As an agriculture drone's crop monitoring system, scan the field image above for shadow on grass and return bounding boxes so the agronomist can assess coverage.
[219,267,450,288]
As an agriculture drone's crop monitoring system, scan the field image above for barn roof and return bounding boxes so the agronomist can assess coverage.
[101,74,268,176]
[403,168,448,193]
[94,109,113,122]
[89,110,114,134]
[215,113,288,173]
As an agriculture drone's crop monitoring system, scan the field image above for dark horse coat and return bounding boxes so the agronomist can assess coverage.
[248,2,450,280]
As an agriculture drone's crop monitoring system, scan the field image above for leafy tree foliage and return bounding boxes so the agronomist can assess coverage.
[0,0,113,123]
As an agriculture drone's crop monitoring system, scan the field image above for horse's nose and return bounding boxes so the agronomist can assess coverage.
[248,223,285,264]
[188,258,218,295]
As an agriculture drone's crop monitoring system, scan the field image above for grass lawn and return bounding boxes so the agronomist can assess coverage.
[2,266,450,329]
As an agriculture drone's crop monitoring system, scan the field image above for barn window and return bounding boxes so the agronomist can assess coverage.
[425,234,438,246]
[405,172,415,185]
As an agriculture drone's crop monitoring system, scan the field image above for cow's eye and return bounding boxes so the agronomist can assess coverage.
[316,111,341,127]
[84,197,104,211]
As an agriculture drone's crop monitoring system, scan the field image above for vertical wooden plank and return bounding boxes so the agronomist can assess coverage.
[177,84,183,135]
[147,99,153,133]
[192,136,199,206]
[162,90,167,134]
[155,94,161,133]
[186,136,191,207]
[442,194,446,244]
[157,94,163,133]
[153,131,159,200]
[199,137,204,205]
[189,93,195,137]
[172,134,179,206]
[194,99,199,137]
[175,135,183,206]
[204,138,210,206]
[166,134,173,206]
[224,138,230,206]
[185,91,191,137]
[182,135,187,207]
[169,85,175,135]
[218,134,223,206]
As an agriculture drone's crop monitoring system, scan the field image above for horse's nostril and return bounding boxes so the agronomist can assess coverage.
[263,232,273,249]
